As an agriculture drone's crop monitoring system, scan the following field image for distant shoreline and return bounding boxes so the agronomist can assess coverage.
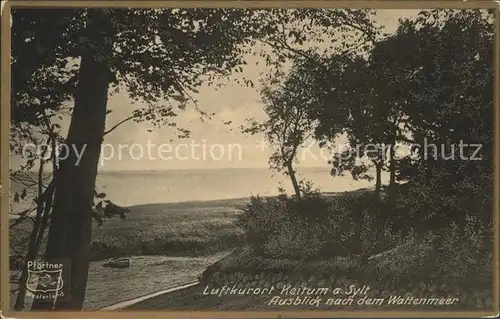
[125,197,252,209]
[124,187,377,208]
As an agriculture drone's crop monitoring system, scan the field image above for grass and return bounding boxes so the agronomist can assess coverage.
[9,197,250,262]
[90,199,250,260]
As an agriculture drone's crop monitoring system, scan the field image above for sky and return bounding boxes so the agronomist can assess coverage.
[12,9,423,172]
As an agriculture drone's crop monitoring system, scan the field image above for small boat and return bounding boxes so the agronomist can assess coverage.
[106,257,131,269]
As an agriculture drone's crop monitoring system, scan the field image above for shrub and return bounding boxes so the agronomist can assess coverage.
[236,181,493,266]
[236,190,367,259]
[286,190,332,223]
[235,196,288,249]
[367,219,493,292]
[428,215,493,288]
[264,216,326,260]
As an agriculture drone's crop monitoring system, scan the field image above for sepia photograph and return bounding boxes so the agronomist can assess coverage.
[2,2,498,316]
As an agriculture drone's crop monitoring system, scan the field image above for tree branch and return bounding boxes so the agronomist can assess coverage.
[103,115,138,136]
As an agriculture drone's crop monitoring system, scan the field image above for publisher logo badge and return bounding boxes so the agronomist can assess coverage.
[25,260,69,301]
[27,269,63,293]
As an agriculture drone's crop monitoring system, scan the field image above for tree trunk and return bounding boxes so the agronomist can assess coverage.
[15,130,57,310]
[31,53,111,310]
[389,144,396,188]
[14,191,44,310]
[14,185,56,310]
[375,162,382,199]
[286,162,301,199]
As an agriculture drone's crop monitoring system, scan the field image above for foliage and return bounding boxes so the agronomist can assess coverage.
[236,185,492,298]
[243,67,320,197]
[237,177,493,263]
[235,196,288,248]
[274,9,494,203]
[392,10,494,212]
[240,9,378,198]
[236,190,365,259]
[367,219,492,290]
[12,8,378,133]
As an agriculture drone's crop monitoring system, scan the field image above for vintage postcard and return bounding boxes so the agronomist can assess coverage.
[1,1,499,318]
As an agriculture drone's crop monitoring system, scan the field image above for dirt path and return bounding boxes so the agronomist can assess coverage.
[84,252,231,310]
